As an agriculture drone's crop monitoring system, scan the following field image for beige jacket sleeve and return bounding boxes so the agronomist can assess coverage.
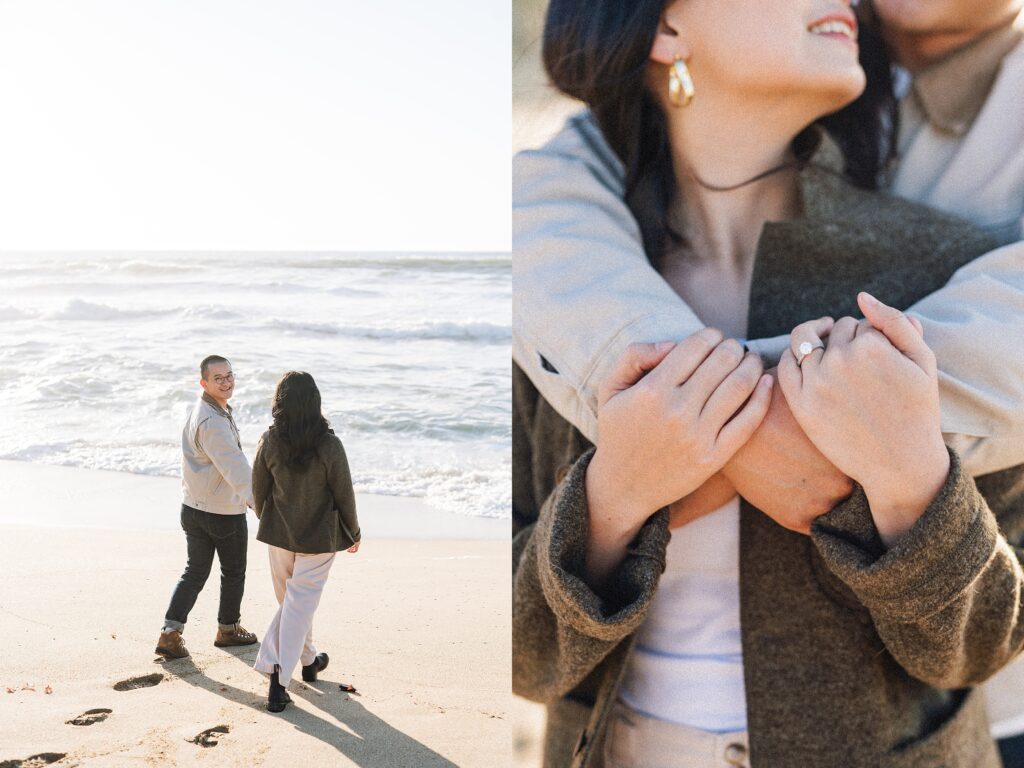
[513,112,702,445]
[197,414,254,509]
[513,114,1024,473]
[812,451,1024,688]
[908,240,1024,475]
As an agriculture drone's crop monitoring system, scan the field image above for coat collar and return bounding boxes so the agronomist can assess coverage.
[201,391,232,415]
[744,123,996,340]
[795,129,849,223]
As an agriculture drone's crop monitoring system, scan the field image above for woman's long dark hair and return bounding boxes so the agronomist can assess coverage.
[269,371,331,471]
[542,0,897,267]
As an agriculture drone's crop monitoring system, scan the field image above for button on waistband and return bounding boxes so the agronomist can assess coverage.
[724,741,748,766]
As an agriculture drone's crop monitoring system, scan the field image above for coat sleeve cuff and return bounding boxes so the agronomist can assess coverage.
[535,448,670,642]
[810,448,998,623]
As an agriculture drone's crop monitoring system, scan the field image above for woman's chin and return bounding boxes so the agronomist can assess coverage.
[816,67,868,112]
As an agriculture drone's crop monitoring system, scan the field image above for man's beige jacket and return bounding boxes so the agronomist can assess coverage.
[181,392,253,515]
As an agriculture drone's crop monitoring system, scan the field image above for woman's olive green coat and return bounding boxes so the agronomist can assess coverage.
[253,430,360,554]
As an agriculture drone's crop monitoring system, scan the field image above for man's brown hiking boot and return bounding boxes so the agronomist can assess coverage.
[155,629,190,659]
[214,623,258,647]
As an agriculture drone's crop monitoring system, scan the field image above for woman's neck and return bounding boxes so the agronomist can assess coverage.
[667,110,803,269]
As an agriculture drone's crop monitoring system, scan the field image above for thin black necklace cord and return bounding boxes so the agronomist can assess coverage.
[690,158,808,193]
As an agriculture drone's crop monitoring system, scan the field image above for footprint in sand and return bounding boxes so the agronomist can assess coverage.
[113,673,164,691]
[187,725,230,748]
[0,753,67,768]
[66,708,113,726]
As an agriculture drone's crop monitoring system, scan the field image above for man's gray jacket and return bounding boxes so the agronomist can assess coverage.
[181,392,253,515]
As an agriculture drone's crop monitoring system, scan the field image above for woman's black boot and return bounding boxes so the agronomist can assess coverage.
[302,652,330,682]
[267,665,292,713]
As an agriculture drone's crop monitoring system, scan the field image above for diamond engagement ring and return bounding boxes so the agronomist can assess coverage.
[796,341,824,367]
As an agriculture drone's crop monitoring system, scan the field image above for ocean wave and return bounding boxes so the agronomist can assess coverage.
[179,305,246,321]
[227,281,378,298]
[0,305,30,321]
[37,375,115,403]
[327,285,380,297]
[0,257,204,277]
[356,462,510,519]
[0,442,179,478]
[338,413,507,442]
[286,254,511,273]
[108,259,208,274]
[35,299,248,324]
[2,253,510,275]
[269,319,511,344]
[44,299,178,322]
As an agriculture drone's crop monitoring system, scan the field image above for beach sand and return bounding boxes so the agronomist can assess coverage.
[512,696,544,767]
[0,461,510,767]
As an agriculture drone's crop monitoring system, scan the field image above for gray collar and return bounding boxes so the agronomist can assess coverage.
[201,391,232,416]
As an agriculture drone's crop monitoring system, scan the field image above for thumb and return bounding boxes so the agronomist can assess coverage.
[858,292,931,367]
[598,341,676,408]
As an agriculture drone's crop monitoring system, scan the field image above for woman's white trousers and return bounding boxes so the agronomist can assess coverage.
[253,545,336,687]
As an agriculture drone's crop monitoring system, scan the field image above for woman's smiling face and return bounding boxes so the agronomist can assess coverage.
[651,0,867,118]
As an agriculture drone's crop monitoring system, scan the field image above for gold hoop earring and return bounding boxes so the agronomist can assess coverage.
[668,55,695,108]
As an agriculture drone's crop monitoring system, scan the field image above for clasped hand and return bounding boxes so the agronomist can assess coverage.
[586,293,950,561]
[586,329,773,539]
[583,329,774,586]
[778,293,950,546]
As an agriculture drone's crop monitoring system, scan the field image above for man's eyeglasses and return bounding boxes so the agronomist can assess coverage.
[212,373,235,385]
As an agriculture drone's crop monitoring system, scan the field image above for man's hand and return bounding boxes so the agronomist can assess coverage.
[721,368,853,534]
[669,472,738,529]
[347,541,361,553]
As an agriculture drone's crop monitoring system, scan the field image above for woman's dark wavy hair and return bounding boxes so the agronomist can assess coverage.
[269,371,331,471]
[542,0,897,266]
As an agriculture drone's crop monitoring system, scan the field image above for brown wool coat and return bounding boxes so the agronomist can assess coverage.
[253,430,361,555]
[512,161,1024,767]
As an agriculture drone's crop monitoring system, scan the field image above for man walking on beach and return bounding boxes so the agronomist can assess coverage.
[156,355,258,659]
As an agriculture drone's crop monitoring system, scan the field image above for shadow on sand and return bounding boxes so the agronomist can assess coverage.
[159,647,458,767]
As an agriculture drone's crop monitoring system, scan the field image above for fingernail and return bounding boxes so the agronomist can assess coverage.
[655,341,675,352]
[861,292,879,307]
[761,374,773,388]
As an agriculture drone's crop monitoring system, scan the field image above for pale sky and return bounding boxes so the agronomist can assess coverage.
[0,1,511,252]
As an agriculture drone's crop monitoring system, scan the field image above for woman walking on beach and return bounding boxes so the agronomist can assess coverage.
[252,371,361,713]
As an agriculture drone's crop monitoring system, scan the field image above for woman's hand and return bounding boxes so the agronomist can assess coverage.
[347,541,360,553]
[778,294,950,547]
[583,330,774,586]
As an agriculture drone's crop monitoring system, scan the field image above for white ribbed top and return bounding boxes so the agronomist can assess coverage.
[618,497,747,733]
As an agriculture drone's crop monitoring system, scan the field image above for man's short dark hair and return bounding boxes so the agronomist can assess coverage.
[200,355,230,380]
